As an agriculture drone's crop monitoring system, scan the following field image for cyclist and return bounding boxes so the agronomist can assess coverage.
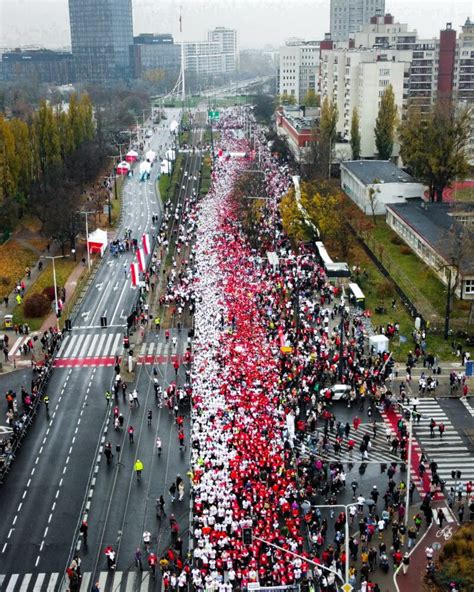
[134,458,144,481]
[43,394,50,410]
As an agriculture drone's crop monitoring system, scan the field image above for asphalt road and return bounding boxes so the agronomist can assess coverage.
[0,110,189,591]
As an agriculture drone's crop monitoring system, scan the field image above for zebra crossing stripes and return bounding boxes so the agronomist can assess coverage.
[300,424,401,463]
[413,398,474,492]
[54,332,123,367]
[136,336,189,365]
[0,571,156,592]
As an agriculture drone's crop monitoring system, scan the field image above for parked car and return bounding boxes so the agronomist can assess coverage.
[330,384,351,401]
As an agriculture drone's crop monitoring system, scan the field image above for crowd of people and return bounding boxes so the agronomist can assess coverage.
[143,107,474,592]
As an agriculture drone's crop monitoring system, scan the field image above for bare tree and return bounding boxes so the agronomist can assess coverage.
[367,179,381,225]
[436,221,474,339]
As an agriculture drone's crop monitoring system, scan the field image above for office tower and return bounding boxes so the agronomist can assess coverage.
[68,0,133,83]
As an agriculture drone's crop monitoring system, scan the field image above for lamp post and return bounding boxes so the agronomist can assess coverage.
[312,503,355,585]
[253,536,345,588]
[396,401,419,528]
[80,210,94,272]
[43,255,65,332]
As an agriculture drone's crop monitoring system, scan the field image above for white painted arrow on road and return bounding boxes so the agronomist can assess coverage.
[113,282,119,291]
[96,282,104,292]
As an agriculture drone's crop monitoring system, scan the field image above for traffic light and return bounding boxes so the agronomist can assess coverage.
[380,463,387,473]
[100,316,107,328]
[452,470,462,480]
[242,528,253,546]
[123,336,130,349]
[56,309,62,318]
[65,319,72,331]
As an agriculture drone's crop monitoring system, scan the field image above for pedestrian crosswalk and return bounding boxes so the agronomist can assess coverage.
[0,571,157,592]
[136,336,190,366]
[412,398,474,493]
[299,423,402,464]
[57,332,122,360]
[53,330,190,367]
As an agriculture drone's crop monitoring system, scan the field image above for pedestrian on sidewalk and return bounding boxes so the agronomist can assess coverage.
[402,552,410,575]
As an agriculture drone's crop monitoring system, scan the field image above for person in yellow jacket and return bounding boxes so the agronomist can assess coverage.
[134,459,144,480]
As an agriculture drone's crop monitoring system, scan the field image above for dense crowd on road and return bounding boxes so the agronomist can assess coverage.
[147,109,474,592]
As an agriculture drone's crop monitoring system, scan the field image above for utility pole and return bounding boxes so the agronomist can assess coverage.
[444,267,452,340]
[80,210,94,272]
[43,255,66,331]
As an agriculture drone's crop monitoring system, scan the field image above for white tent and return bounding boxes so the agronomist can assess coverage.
[160,160,172,175]
[165,148,176,162]
[87,228,108,257]
[369,334,390,354]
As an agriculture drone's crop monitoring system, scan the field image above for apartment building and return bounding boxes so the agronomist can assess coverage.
[321,46,409,157]
[279,40,320,103]
[183,27,237,76]
[207,27,237,73]
[330,0,385,42]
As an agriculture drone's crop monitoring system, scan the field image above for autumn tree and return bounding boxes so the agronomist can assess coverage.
[399,100,471,202]
[350,107,361,160]
[277,93,297,106]
[33,100,61,183]
[309,97,338,179]
[374,84,398,159]
[302,89,319,108]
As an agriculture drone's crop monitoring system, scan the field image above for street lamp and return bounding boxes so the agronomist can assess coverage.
[312,503,355,585]
[42,255,65,332]
[253,535,345,589]
[396,401,420,528]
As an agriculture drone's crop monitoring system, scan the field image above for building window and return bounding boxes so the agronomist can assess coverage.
[465,279,474,295]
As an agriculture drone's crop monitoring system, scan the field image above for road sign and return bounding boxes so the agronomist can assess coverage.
[342,584,353,592]
[432,542,441,551]
[208,110,220,120]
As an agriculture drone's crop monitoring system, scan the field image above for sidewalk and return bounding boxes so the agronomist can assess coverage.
[0,257,87,376]
[396,510,460,592]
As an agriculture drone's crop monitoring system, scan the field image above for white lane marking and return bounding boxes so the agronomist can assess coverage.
[61,334,79,358]
[6,574,19,592]
[111,333,121,357]
[86,333,99,357]
[70,334,86,358]
[80,334,92,358]
[102,333,114,357]
[33,573,46,591]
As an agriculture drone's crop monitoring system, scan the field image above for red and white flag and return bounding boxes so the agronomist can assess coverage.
[130,262,139,286]
[142,233,151,255]
[137,248,145,272]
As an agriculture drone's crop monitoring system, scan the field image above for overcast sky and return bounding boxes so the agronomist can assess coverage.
[0,0,472,50]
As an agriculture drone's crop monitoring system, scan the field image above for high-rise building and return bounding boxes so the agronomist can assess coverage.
[330,0,386,42]
[130,34,181,79]
[207,27,237,72]
[321,46,409,157]
[182,28,237,76]
[279,40,320,103]
[68,0,133,83]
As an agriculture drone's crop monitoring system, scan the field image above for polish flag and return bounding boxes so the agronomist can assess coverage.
[137,248,145,272]
[142,233,151,255]
[130,262,139,286]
